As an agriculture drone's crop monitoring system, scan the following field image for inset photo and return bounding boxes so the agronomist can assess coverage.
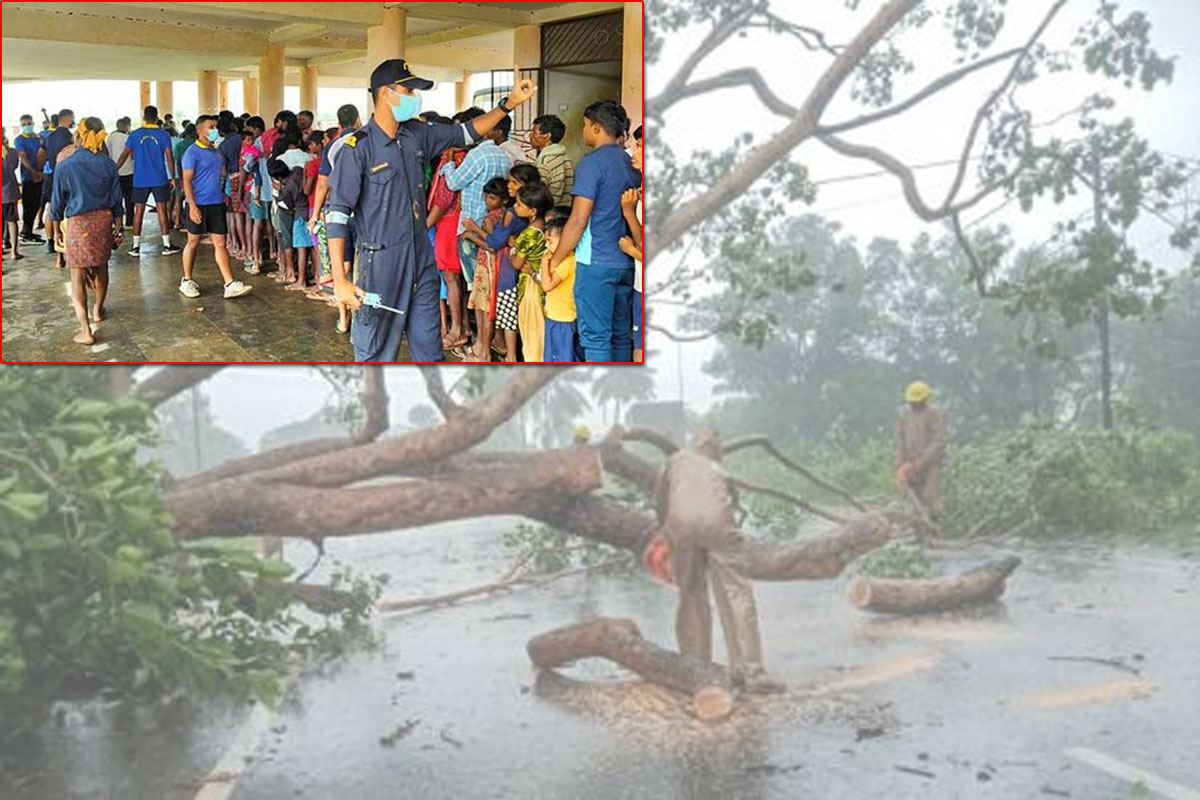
[0,1,644,364]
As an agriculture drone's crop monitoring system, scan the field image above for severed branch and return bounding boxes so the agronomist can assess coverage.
[417,365,463,419]
[722,435,866,511]
[135,366,226,407]
[185,365,392,488]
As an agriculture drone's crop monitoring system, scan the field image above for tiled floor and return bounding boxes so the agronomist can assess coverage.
[1,218,428,363]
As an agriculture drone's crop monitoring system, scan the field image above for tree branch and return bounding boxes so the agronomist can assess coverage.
[727,477,848,524]
[417,365,463,419]
[817,46,1024,135]
[942,0,1068,209]
[135,366,225,407]
[654,0,922,260]
[356,365,389,443]
[650,68,798,120]
[652,4,760,117]
[169,446,604,540]
[722,435,867,511]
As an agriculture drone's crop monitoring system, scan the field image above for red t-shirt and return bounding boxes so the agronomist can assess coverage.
[305,157,320,215]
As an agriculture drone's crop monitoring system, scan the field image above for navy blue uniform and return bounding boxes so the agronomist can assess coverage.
[326,117,481,362]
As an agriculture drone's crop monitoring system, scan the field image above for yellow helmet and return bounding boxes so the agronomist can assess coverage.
[904,382,932,403]
[572,425,591,443]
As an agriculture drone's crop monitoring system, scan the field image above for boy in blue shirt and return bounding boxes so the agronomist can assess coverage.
[115,105,179,257]
[545,100,642,362]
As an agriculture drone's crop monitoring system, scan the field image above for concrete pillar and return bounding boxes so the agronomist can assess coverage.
[219,80,229,112]
[455,77,470,113]
[198,70,220,116]
[244,77,259,115]
[139,81,152,112]
[366,8,406,111]
[258,44,286,123]
[622,3,643,130]
[155,81,174,117]
[513,25,540,72]
[300,66,319,115]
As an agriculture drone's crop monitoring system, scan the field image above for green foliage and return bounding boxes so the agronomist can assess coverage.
[856,543,932,579]
[0,368,378,719]
[501,523,635,574]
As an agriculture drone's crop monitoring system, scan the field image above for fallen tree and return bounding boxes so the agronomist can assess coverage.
[527,617,736,722]
[849,555,1022,615]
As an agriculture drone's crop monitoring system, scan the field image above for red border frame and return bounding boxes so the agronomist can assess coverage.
[0,0,646,366]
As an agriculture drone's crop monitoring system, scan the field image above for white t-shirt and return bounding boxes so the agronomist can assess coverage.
[107,130,134,177]
[280,149,313,170]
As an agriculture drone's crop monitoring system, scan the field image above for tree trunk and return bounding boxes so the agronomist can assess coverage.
[849,555,1021,615]
[527,617,736,722]
[730,512,892,580]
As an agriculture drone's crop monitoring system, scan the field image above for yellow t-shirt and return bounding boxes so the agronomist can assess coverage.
[544,253,577,322]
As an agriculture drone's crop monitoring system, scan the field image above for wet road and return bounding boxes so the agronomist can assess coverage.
[5,521,1198,799]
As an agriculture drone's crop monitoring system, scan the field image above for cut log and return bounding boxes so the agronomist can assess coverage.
[527,617,736,722]
[850,555,1022,615]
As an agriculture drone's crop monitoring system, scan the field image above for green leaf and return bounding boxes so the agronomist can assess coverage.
[0,493,49,523]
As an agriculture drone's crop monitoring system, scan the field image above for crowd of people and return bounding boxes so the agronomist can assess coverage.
[1,58,645,362]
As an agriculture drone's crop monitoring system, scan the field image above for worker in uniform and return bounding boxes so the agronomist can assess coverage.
[643,427,783,694]
[326,60,537,362]
[895,381,947,520]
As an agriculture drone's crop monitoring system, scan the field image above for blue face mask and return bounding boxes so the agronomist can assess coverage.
[390,88,422,122]
[21,125,34,135]
[206,128,220,144]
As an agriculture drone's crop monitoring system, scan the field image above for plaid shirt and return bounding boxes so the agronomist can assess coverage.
[442,139,511,234]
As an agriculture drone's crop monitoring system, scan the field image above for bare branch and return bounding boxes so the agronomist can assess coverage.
[950,211,1001,297]
[651,68,798,119]
[942,0,1068,209]
[135,366,225,407]
[610,425,680,455]
[817,46,1024,135]
[722,435,867,511]
[727,476,848,524]
[356,365,390,443]
[646,322,722,343]
[652,5,760,117]
[417,365,463,419]
[654,0,922,259]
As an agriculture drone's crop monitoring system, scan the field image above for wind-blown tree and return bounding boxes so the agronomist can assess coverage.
[647,0,1199,345]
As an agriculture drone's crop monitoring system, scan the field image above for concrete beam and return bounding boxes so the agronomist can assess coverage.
[102,1,384,27]
[406,25,508,48]
[291,36,369,51]
[2,6,267,57]
[386,3,536,27]
[532,2,625,24]
[306,50,365,68]
[269,22,328,44]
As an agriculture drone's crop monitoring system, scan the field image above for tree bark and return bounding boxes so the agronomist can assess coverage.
[527,617,736,722]
[849,555,1021,615]
[730,512,892,580]
[169,447,604,540]
[135,366,226,407]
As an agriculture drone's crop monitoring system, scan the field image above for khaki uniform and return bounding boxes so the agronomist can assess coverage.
[653,446,766,679]
[896,406,947,515]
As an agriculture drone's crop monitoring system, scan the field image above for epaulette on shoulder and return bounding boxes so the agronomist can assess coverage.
[344,128,366,148]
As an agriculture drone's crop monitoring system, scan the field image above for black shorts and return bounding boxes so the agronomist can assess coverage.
[2,203,17,223]
[187,203,229,236]
[133,184,170,205]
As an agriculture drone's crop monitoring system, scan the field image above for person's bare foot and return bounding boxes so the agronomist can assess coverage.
[285,282,307,291]
[73,330,95,346]
[91,306,106,323]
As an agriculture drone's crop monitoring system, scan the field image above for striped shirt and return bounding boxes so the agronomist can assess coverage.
[537,143,575,207]
[442,139,511,234]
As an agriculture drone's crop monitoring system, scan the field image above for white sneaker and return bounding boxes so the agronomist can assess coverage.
[179,278,201,298]
[223,281,253,299]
